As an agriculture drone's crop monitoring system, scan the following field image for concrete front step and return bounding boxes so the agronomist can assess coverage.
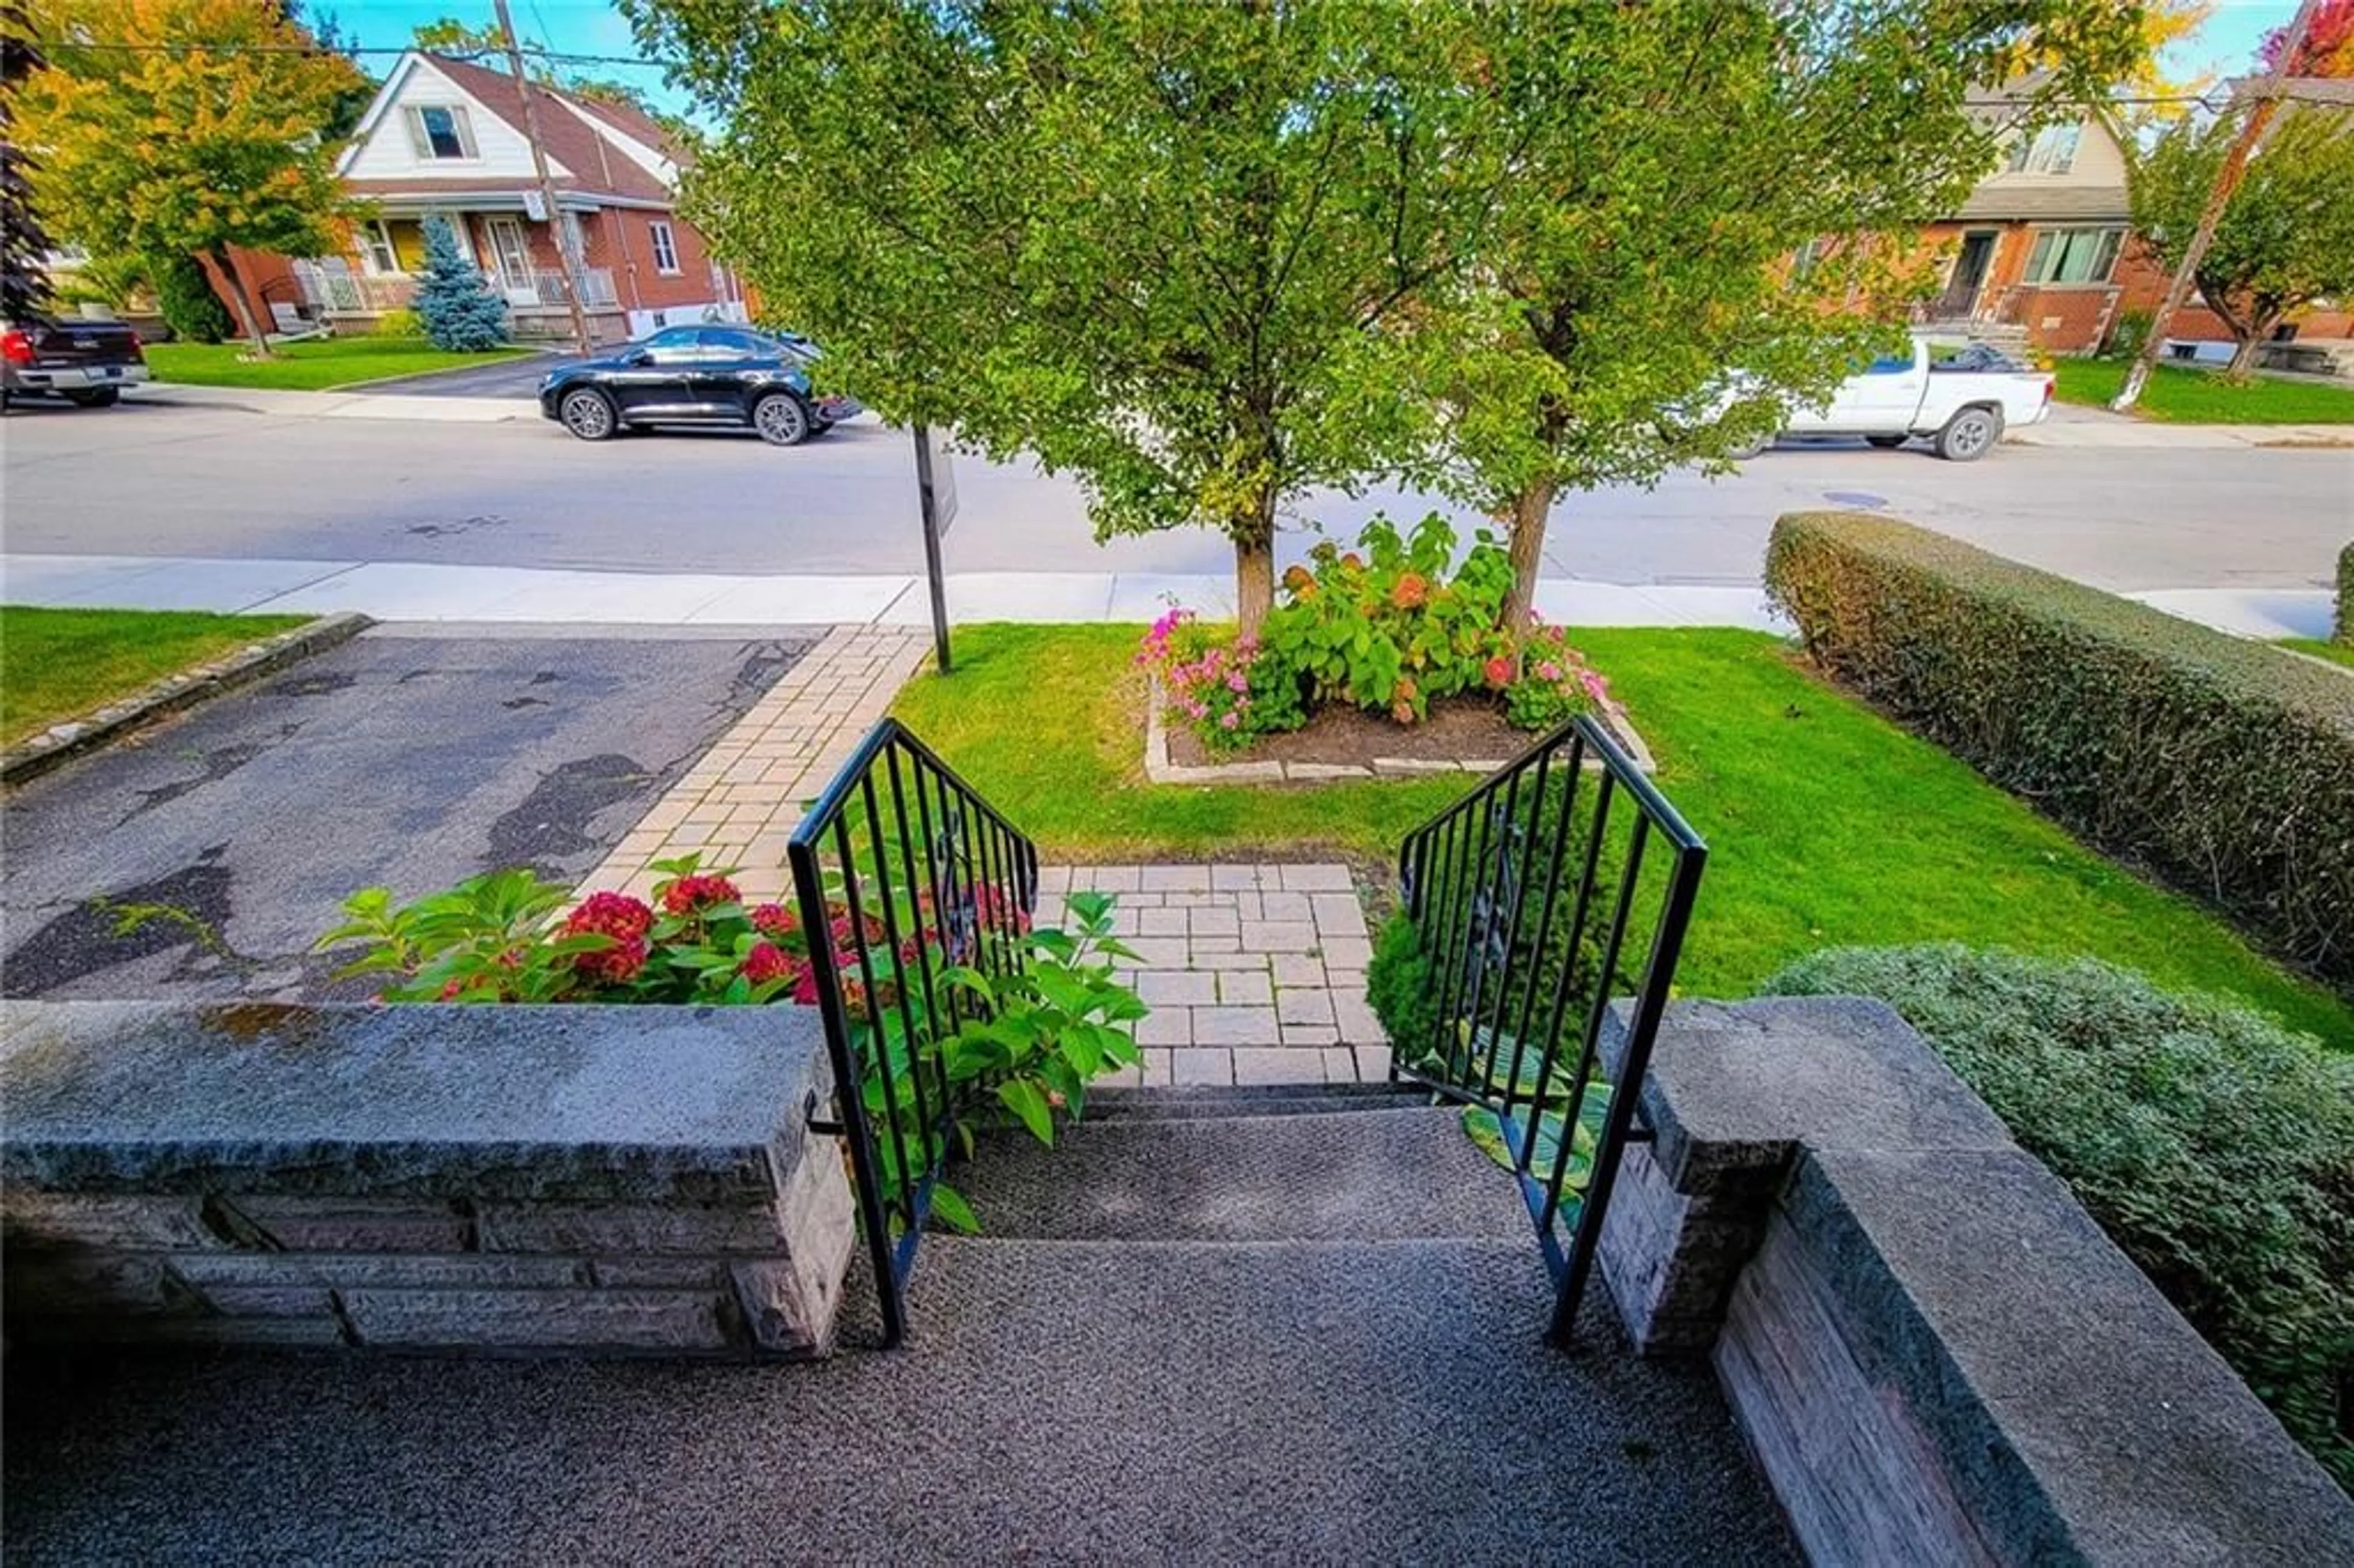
[2,1235,1798,1562]
[956,1101,1530,1243]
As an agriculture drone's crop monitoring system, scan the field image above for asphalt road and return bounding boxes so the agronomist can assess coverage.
[0,628,817,1002]
[3,395,2349,590]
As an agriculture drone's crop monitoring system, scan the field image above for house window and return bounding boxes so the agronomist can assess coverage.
[2005,121,2082,175]
[649,221,680,275]
[359,220,400,275]
[405,104,478,161]
[2022,227,2123,286]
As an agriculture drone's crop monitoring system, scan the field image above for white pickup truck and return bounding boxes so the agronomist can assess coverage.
[1738,338,2055,462]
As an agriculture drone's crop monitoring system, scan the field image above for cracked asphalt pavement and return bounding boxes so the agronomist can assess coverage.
[0,628,815,1002]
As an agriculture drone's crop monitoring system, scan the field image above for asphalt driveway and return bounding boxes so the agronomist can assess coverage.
[0,626,817,1002]
[352,351,566,399]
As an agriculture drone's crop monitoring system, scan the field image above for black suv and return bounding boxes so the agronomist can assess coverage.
[538,324,861,445]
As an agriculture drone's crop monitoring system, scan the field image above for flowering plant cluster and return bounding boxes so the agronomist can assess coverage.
[1134,604,1306,753]
[321,856,1143,1236]
[1499,618,1619,734]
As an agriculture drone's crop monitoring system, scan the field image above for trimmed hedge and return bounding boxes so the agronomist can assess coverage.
[2337,541,2352,647]
[1766,511,2354,993]
[1761,944,2353,1490]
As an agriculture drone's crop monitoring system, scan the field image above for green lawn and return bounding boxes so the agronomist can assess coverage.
[2281,637,2354,670]
[2052,358,2354,424]
[143,337,534,392]
[2,606,310,745]
[893,623,2351,1040]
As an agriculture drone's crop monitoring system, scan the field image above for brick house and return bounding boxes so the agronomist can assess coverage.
[222,51,745,344]
[1915,105,2350,358]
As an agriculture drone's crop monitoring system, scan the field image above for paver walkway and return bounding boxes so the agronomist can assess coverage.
[1040,862,1390,1087]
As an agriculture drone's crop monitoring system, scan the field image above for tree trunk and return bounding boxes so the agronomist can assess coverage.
[1235,528,1275,639]
[1503,474,1559,644]
[210,248,273,360]
[2223,325,2270,384]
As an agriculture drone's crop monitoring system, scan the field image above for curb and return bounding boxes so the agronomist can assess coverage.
[2,612,375,787]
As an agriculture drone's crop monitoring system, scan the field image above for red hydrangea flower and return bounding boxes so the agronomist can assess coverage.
[1484,654,1516,689]
[560,892,656,984]
[1390,572,1427,609]
[749,902,798,937]
[567,891,653,940]
[741,942,797,986]
[661,873,740,915]
[572,937,649,986]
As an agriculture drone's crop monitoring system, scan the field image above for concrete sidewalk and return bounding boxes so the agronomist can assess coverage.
[129,381,529,422]
[0,551,1793,631]
[2010,405,2354,449]
[5,550,2337,639]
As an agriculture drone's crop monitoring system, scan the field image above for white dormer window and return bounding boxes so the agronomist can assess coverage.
[649,220,680,275]
[2005,121,2081,175]
[405,105,479,161]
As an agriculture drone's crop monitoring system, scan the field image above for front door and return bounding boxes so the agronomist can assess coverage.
[483,217,538,306]
[1936,231,1997,318]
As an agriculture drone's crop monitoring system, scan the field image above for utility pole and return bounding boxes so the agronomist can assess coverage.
[492,0,594,355]
[2112,0,2319,410]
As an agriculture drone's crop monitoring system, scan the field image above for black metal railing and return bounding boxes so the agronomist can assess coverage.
[787,718,1038,1348]
[1394,713,1705,1344]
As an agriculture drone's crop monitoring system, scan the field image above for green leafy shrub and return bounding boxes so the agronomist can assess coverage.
[2103,307,2155,362]
[1137,514,1624,752]
[1365,913,1442,1065]
[412,215,510,352]
[2337,541,2352,648]
[1761,943,2353,1489]
[150,251,231,343]
[1766,511,2354,992]
[320,856,1145,1231]
[1265,512,1515,722]
[375,306,425,339]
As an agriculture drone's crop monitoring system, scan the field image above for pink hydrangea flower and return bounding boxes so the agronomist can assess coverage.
[1221,711,1240,730]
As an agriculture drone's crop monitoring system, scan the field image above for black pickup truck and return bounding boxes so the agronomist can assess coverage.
[1,314,149,408]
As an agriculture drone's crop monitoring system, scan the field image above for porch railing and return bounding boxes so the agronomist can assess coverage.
[522,267,618,310]
[1393,714,1706,1343]
[787,718,1038,1348]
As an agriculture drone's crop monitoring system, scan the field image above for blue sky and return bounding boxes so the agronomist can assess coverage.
[318,0,2303,124]
[316,1,685,110]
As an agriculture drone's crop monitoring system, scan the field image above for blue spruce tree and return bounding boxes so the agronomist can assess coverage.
[411,216,511,351]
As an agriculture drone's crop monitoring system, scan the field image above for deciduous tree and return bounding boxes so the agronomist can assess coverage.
[1,0,53,321]
[20,0,366,357]
[2130,102,2354,378]
[632,0,1512,633]
[1433,0,2146,630]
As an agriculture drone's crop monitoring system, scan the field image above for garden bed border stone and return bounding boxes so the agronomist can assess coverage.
[2,612,373,787]
[1143,674,1656,785]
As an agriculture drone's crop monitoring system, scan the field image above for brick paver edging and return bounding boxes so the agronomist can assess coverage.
[1,612,374,788]
[1143,673,1656,784]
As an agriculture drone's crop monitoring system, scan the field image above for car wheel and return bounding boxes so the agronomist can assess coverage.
[559,387,619,441]
[63,387,121,408]
[752,392,812,447]
[1933,406,2000,462]
[1865,434,1906,449]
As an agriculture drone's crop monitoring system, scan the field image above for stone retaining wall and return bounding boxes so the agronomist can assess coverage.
[2,1002,856,1358]
[1594,997,2354,1565]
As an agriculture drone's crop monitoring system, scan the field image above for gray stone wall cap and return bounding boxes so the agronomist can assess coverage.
[1783,1146,2354,1564]
[1,1001,832,1203]
[1605,997,2015,1193]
